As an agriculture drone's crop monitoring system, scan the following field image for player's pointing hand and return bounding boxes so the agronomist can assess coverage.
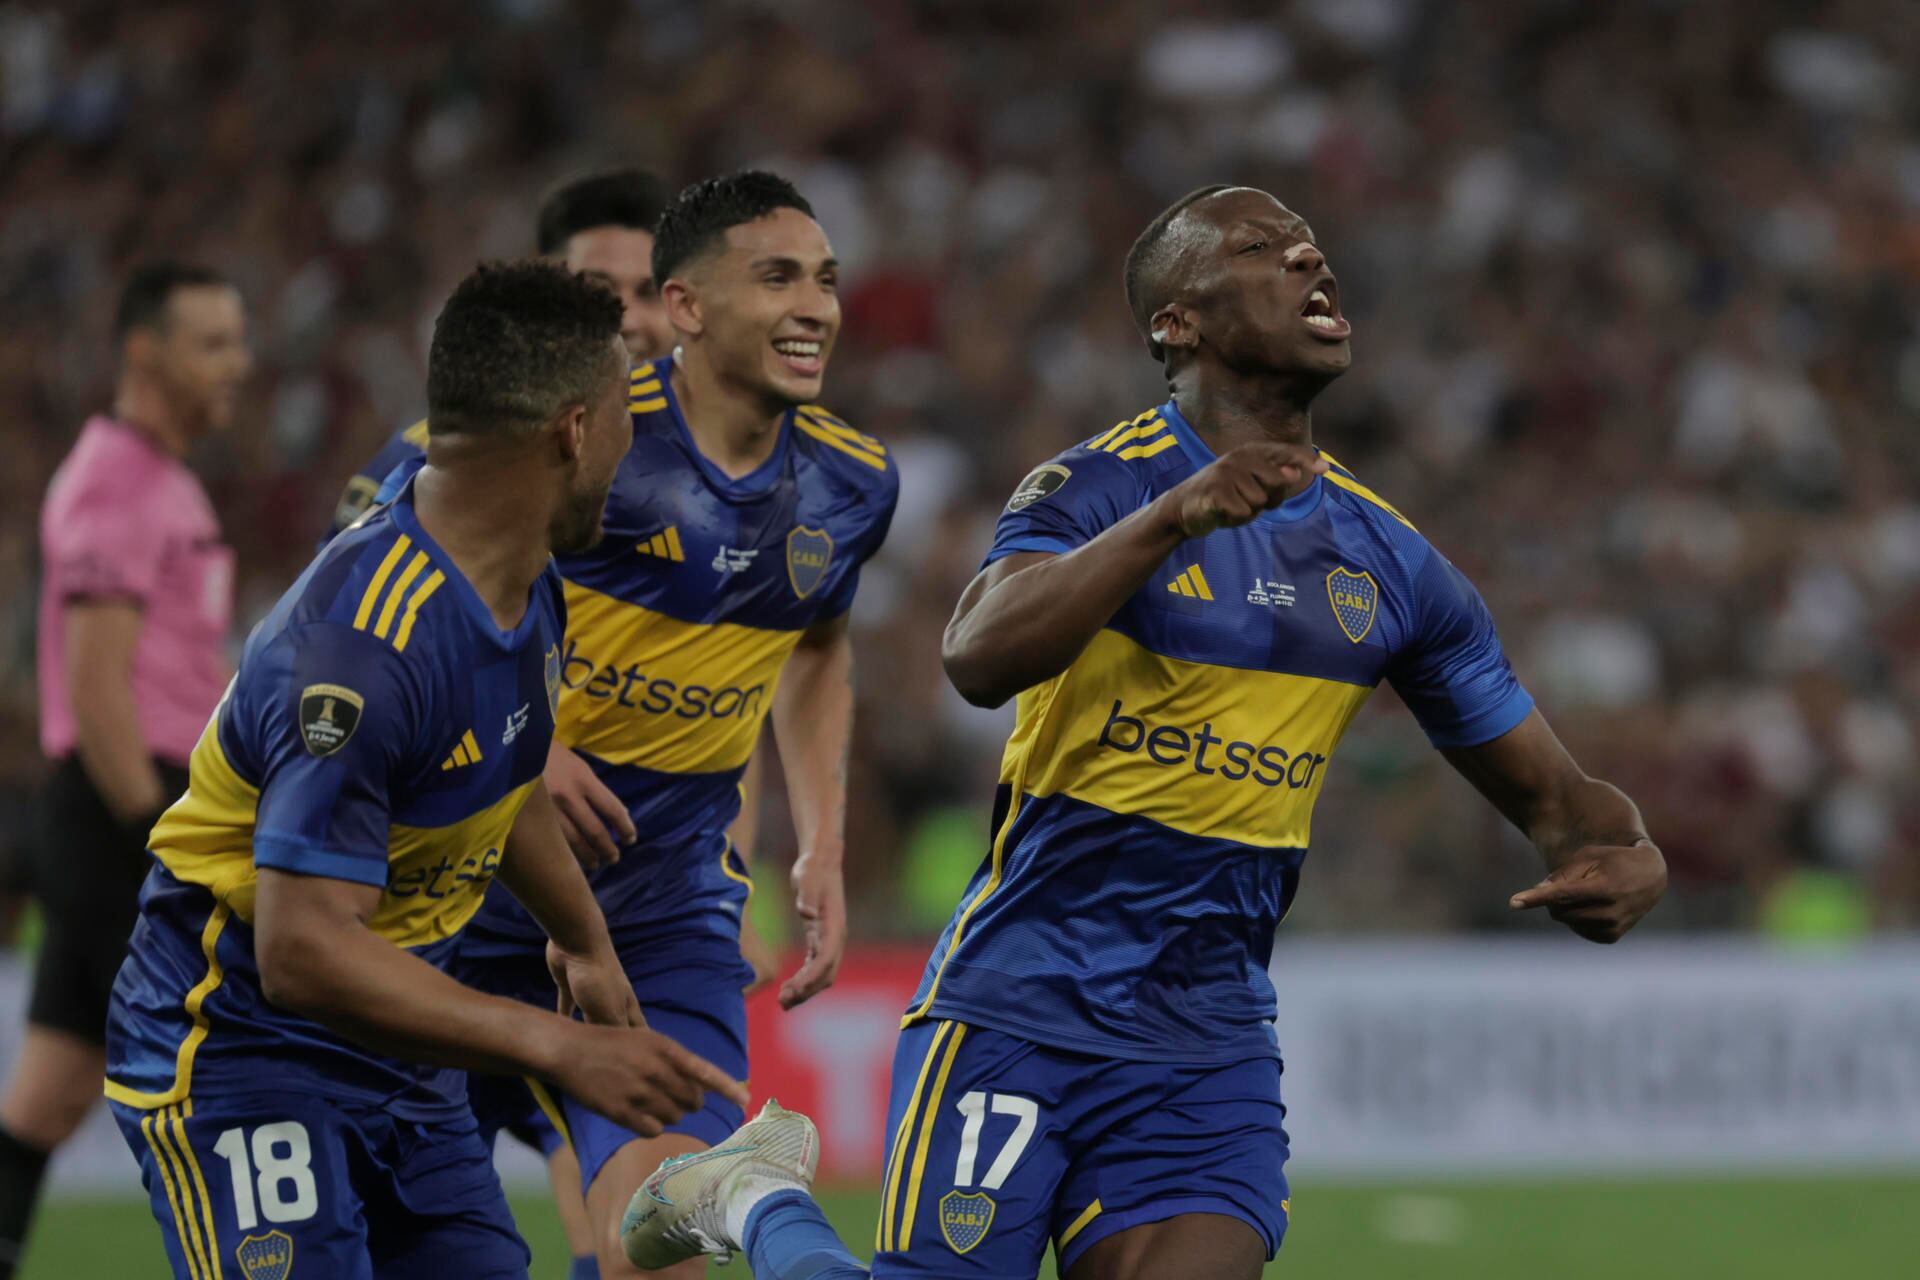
[1162,442,1329,539]
[553,1025,751,1139]
[1508,839,1667,943]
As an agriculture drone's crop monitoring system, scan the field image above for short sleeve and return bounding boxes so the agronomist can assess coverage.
[984,449,1139,566]
[45,498,167,607]
[248,624,425,887]
[814,474,900,619]
[1388,549,1534,749]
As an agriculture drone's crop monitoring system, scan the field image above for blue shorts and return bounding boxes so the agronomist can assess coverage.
[871,1020,1289,1276]
[453,941,749,1193]
[110,1092,528,1280]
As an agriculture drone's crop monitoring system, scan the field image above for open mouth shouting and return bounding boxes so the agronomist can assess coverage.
[1300,279,1350,341]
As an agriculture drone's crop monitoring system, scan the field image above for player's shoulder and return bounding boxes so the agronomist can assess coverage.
[790,401,898,498]
[1317,449,1428,547]
[1007,404,1182,510]
[279,505,459,662]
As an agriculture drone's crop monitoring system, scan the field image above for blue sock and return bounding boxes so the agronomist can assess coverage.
[567,1256,599,1280]
[743,1188,869,1280]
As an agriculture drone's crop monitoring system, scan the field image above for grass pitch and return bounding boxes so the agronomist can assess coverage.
[27,1174,1912,1278]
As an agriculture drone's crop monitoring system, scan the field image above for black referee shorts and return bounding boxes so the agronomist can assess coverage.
[28,756,188,1045]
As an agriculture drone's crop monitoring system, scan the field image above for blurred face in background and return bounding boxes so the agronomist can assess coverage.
[130,285,253,434]
[564,227,673,361]
[669,207,840,409]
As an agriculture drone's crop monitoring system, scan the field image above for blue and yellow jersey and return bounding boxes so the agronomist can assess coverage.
[328,418,428,538]
[106,482,565,1119]
[461,357,898,954]
[904,399,1533,1062]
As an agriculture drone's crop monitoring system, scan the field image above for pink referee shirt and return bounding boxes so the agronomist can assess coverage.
[38,416,234,765]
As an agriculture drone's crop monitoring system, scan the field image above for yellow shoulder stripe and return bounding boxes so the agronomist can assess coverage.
[353,535,413,631]
[1324,471,1415,530]
[372,552,430,640]
[795,416,887,470]
[800,407,886,454]
[401,418,429,448]
[1088,408,1158,451]
[1100,414,1167,456]
[1116,434,1179,461]
[391,569,446,653]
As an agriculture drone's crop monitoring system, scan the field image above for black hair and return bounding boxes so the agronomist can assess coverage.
[1123,185,1234,361]
[651,170,815,285]
[114,262,229,338]
[535,167,672,256]
[426,260,624,438]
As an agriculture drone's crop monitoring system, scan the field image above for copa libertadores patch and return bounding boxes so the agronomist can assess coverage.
[1006,463,1071,512]
[300,683,365,757]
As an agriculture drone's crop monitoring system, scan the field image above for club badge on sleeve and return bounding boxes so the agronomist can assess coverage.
[300,684,365,756]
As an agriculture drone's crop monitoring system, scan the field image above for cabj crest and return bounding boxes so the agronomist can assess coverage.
[786,526,834,599]
[939,1190,995,1254]
[1326,567,1379,643]
[235,1230,294,1280]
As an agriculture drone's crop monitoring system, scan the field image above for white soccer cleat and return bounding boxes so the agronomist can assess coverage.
[620,1098,821,1269]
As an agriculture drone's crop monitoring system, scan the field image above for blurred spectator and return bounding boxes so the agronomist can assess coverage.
[2,0,1915,938]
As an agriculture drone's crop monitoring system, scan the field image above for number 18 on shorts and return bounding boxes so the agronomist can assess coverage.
[109,1094,529,1280]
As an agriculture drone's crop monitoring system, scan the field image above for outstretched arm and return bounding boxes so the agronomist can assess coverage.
[1442,709,1667,943]
[943,442,1327,707]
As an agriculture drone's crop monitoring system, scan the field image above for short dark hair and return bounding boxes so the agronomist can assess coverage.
[1123,185,1233,361]
[535,168,672,256]
[651,170,815,285]
[426,260,624,438]
[114,262,228,338]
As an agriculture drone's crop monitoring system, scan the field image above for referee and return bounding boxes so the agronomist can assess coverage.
[0,263,250,1275]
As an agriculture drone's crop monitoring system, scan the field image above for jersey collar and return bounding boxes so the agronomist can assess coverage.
[655,353,793,502]
[1160,398,1325,525]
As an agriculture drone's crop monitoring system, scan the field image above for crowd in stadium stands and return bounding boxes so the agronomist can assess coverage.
[2,0,1915,940]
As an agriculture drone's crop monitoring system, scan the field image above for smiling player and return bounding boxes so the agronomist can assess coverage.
[621,186,1666,1280]
[452,171,897,1278]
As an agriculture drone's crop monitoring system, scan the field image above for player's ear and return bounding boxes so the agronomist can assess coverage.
[661,277,701,339]
[551,402,588,465]
[1150,304,1198,355]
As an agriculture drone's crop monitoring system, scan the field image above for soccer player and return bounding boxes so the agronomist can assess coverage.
[621,186,1669,1279]
[0,263,250,1277]
[329,167,782,1279]
[443,169,896,1280]
[331,168,678,535]
[104,260,746,1280]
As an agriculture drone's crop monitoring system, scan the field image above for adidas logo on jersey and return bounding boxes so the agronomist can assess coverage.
[1166,565,1214,600]
[440,729,483,771]
[637,527,685,562]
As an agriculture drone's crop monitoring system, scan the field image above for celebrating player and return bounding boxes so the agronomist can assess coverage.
[329,167,790,1279]
[104,260,745,1280]
[621,186,1667,1279]
[442,170,894,1279]
[0,264,250,1278]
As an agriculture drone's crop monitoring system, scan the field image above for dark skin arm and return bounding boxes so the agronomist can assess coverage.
[1443,710,1667,943]
[944,442,1327,707]
[254,790,749,1137]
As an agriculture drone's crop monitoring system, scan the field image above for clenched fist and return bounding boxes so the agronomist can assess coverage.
[1159,442,1329,539]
